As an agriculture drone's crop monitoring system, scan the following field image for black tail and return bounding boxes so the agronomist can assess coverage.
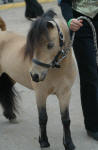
[0,73,18,121]
[24,0,44,19]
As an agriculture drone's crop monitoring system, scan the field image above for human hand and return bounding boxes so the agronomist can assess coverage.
[69,19,83,32]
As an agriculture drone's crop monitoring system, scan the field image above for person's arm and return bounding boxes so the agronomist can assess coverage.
[59,0,83,32]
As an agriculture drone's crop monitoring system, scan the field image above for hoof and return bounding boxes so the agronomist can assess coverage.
[65,143,75,150]
[3,112,16,120]
[63,136,75,150]
[39,137,50,148]
[3,112,19,124]
[9,118,19,124]
[40,141,50,148]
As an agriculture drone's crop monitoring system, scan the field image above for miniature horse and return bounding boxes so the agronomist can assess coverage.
[0,11,76,150]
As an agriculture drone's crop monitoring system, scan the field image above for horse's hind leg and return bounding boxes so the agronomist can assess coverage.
[0,73,17,122]
[57,91,75,150]
[36,92,50,148]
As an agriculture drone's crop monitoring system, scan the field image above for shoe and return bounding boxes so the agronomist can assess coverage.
[87,130,98,140]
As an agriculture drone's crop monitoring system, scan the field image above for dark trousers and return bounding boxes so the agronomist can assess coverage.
[2,0,13,4]
[73,11,98,132]
[24,0,44,18]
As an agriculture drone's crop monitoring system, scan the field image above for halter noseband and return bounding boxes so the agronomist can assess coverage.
[32,19,69,68]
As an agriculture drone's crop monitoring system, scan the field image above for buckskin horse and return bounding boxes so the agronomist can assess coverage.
[0,11,76,150]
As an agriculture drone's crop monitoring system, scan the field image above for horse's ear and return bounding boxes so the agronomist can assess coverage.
[47,20,55,29]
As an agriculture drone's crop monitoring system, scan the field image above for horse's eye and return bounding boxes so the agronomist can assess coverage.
[47,42,54,49]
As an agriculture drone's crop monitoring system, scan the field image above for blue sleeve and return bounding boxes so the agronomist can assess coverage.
[59,0,73,22]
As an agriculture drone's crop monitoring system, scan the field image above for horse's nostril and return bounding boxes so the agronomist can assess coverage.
[32,74,39,82]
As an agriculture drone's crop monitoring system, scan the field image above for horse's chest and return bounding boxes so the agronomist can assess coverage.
[48,87,56,95]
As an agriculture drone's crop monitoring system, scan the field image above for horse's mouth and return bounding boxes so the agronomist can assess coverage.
[30,72,39,82]
[30,72,46,82]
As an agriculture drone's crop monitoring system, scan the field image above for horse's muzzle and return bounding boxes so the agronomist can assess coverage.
[30,72,39,82]
[30,72,46,82]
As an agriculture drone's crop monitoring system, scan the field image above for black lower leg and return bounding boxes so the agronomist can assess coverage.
[61,108,75,150]
[0,73,17,121]
[38,107,50,148]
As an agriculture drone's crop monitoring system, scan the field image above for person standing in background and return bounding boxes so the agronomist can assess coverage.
[59,0,98,140]
[2,0,13,4]
[24,0,44,20]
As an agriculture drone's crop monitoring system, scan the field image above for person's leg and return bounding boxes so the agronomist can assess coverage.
[30,0,44,18]
[2,0,7,4]
[24,0,44,19]
[8,0,13,3]
[73,19,98,135]
[24,0,30,18]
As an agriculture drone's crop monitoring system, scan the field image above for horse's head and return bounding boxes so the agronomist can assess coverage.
[25,10,71,82]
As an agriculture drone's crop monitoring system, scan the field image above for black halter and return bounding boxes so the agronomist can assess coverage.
[32,20,66,68]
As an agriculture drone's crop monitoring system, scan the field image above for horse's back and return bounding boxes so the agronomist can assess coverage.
[0,31,25,45]
[0,31,25,57]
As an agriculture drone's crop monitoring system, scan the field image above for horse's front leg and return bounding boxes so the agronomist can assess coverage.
[57,92,75,150]
[36,93,50,148]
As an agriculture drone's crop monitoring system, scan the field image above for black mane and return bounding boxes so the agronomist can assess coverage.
[25,10,57,59]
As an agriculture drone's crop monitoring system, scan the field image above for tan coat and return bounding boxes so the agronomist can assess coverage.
[0,15,76,111]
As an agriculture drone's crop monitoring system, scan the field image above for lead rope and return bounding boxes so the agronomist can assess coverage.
[71,16,98,66]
